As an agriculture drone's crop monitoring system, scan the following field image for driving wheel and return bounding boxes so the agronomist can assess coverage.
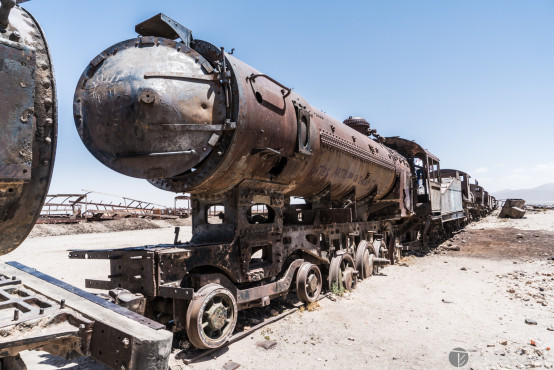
[296,262,323,303]
[329,253,357,291]
[186,283,237,349]
[355,240,374,280]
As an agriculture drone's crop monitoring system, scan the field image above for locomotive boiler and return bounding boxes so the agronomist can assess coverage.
[74,19,412,215]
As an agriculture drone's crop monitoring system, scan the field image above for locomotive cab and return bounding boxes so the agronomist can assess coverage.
[384,137,441,213]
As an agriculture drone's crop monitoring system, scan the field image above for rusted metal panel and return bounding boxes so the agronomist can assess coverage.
[69,249,158,298]
[384,137,440,163]
[440,177,464,219]
[430,183,442,213]
[0,40,34,182]
[0,5,57,256]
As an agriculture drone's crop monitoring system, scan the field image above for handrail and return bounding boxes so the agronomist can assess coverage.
[246,73,292,98]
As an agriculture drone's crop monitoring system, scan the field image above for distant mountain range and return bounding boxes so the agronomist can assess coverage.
[492,183,554,204]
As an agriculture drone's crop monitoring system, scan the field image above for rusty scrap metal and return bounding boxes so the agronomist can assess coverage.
[0,262,173,369]
[499,199,526,219]
[0,2,57,256]
[39,192,184,222]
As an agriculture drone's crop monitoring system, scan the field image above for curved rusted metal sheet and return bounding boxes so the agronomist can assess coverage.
[0,3,57,255]
[384,136,439,162]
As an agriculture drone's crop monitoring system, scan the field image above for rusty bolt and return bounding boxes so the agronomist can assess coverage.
[44,98,53,108]
[9,31,20,41]
[44,118,53,126]
[41,159,49,166]
[44,137,52,144]
[122,337,130,348]
[13,309,19,321]
[42,79,51,88]
[60,299,65,309]
[39,308,45,315]
[79,324,86,331]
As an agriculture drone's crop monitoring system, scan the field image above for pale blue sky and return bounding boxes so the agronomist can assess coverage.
[24,0,554,206]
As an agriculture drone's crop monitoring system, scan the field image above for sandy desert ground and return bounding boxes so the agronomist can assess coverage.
[1,210,553,370]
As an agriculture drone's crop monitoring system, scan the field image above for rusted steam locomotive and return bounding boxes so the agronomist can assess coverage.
[69,14,496,350]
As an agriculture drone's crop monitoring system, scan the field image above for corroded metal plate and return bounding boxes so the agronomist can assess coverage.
[0,6,57,256]
[0,41,35,182]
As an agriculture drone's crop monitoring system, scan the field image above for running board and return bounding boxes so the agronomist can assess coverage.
[0,262,172,370]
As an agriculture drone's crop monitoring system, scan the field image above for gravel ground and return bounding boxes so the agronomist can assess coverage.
[466,209,554,232]
[3,211,553,370]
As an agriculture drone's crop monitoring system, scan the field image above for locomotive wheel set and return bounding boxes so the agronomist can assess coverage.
[0,6,498,369]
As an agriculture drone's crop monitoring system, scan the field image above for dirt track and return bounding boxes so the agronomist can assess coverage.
[4,211,554,369]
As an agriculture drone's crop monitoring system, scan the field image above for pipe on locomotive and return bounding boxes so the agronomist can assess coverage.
[74,14,410,207]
